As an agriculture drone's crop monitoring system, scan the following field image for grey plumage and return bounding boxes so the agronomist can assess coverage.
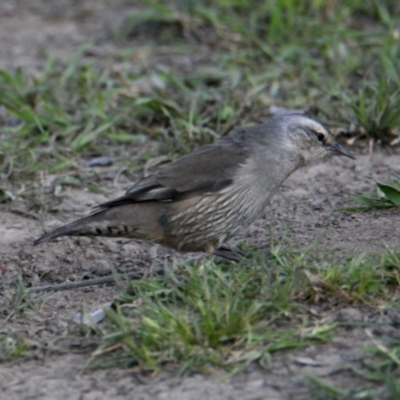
[34,114,354,257]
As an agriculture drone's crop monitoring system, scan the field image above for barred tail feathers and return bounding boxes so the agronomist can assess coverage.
[33,209,136,246]
[33,203,165,246]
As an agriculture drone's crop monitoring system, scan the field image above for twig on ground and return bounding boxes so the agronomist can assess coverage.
[26,268,164,294]
[9,208,40,220]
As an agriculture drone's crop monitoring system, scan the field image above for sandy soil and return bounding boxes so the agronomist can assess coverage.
[0,1,399,399]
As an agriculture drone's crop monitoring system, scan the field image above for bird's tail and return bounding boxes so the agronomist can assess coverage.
[33,208,135,246]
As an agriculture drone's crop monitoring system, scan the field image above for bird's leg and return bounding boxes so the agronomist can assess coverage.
[212,245,252,262]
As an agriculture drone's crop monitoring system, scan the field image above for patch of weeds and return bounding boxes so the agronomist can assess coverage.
[307,374,378,400]
[0,332,27,362]
[87,251,328,373]
[0,49,243,182]
[342,173,400,212]
[351,332,400,400]
[87,242,400,374]
[0,276,39,320]
[347,57,400,144]
[0,49,196,181]
[0,51,126,178]
[126,0,400,144]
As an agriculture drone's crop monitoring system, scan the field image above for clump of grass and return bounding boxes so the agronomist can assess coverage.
[88,253,320,373]
[0,53,127,178]
[349,57,400,144]
[87,243,400,374]
[0,276,39,320]
[345,331,400,400]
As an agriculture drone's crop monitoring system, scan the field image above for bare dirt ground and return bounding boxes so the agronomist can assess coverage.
[1,1,400,399]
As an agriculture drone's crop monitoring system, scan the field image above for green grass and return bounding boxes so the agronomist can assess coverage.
[307,334,400,400]
[0,276,39,320]
[1,0,400,395]
[359,333,400,400]
[86,243,400,376]
[0,0,399,184]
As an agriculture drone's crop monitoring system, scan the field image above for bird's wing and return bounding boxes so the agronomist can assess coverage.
[99,137,250,208]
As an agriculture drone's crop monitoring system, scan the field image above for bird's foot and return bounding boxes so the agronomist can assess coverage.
[213,246,253,262]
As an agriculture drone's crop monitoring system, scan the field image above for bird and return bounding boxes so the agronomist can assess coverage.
[34,114,354,260]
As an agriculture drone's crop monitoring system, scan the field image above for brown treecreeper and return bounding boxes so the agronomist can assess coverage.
[34,114,354,260]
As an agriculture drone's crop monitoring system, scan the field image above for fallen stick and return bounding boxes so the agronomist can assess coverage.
[26,269,163,294]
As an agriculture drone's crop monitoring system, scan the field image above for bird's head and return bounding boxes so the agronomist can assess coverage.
[273,114,354,166]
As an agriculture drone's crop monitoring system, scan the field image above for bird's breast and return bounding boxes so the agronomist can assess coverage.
[159,183,267,252]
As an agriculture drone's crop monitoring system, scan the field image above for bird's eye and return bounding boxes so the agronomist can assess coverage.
[316,133,325,143]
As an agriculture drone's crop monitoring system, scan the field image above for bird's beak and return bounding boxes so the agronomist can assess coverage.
[329,142,355,159]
